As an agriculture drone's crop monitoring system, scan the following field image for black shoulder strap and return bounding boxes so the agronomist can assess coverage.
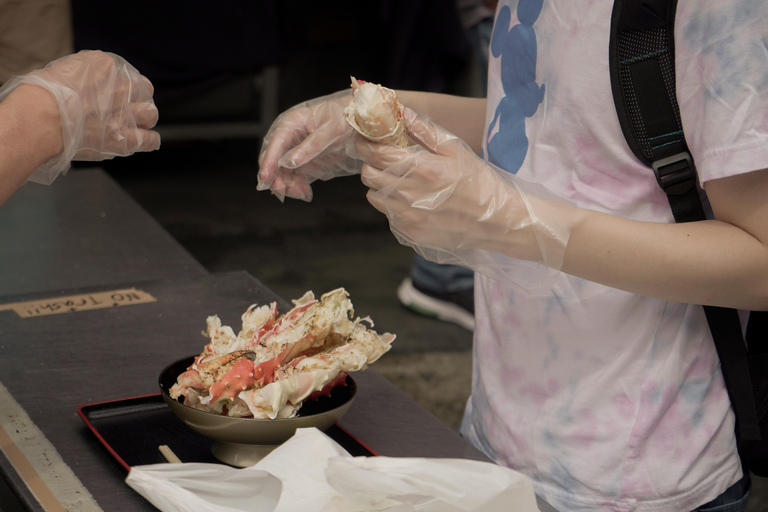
[609,0,761,443]
[608,0,704,220]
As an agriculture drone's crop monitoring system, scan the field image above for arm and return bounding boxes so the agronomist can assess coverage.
[0,85,62,205]
[0,50,159,206]
[356,111,768,311]
[402,90,768,309]
[561,169,768,311]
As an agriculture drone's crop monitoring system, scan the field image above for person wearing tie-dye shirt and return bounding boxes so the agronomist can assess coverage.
[257,0,768,509]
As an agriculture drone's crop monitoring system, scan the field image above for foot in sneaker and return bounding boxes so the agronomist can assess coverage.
[397,278,475,331]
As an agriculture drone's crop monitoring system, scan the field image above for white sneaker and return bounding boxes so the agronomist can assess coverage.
[397,278,475,331]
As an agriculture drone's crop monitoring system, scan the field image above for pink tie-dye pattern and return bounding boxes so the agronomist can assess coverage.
[679,51,720,160]
[463,1,765,510]
[501,365,526,384]
[518,379,560,404]
[563,409,602,447]
[758,109,768,133]
[611,391,636,420]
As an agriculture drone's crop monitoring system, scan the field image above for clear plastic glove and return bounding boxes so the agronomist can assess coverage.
[0,50,160,185]
[350,108,576,292]
[257,90,361,202]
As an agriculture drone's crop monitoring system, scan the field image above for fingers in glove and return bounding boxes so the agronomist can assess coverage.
[350,133,413,171]
[279,125,342,170]
[359,162,392,192]
[268,172,314,202]
[259,121,348,201]
[364,184,460,252]
[130,75,155,102]
[361,153,465,214]
[111,125,161,154]
[258,120,308,185]
[402,107,460,159]
[131,102,159,129]
[136,128,161,152]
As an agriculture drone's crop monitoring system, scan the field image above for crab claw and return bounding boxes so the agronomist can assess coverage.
[344,76,408,147]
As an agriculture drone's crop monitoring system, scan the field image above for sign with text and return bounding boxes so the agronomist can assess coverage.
[0,288,156,318]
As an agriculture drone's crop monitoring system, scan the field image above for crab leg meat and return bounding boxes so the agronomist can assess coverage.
[344,76,408,147]
[169,288,395,419]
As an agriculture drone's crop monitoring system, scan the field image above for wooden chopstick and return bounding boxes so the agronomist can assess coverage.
[158,445,182,464]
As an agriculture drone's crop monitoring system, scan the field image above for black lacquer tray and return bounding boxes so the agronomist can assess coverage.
[79,394,376,470]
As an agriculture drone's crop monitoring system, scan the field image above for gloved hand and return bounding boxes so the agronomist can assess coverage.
[257,90,361,202]
[0,50,160,185]
[350,108,576,291]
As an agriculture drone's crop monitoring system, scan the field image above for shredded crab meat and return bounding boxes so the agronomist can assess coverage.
[343,76,408,147]
[170,288,394,419]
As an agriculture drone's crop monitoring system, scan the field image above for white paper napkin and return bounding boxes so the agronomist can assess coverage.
[125,428,540,512]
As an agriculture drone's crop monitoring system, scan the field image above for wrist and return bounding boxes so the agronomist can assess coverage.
[7,84,65,164]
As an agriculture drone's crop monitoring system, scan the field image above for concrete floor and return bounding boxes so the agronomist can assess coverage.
[96,138,768,511]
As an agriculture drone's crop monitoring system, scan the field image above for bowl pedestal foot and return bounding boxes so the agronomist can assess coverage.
[211,440,279,467]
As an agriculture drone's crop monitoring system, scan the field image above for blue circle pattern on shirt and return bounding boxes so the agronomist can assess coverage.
[486,0,546,174]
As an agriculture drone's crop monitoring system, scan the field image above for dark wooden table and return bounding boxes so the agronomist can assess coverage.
[1,271,543,511]
[0,168,207,298]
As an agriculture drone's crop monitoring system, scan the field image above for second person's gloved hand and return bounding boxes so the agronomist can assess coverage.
[0,50,161,185]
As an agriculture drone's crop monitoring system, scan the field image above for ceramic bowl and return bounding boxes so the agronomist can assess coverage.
[159,355,356,467]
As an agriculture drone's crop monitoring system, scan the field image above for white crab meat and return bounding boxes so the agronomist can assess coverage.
[239,368,341,419]
[239,319,394,419]
[344,76,408,147]
[170,287,395,419]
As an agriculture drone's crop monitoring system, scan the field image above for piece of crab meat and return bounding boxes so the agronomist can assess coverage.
[239,302,278,350]
[344,76,408,147]
[307,371,349,400]
[286,322,394,376]
[173,287,396,419]
[238,324,394,419]
[196,350,257,388]
[239,368,342,419]
[179,389,211,412]
[250,288,356,369]
[208,357,257,404]
[169,369,205,400]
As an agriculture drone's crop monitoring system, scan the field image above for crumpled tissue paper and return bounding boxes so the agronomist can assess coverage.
[125,427,540,512]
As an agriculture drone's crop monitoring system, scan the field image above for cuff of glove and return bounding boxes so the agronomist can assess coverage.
[0,75,82,185]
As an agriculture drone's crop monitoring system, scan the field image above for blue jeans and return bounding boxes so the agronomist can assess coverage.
[411,255,474,293]
[692,473,751,512]
[407,17,491,296]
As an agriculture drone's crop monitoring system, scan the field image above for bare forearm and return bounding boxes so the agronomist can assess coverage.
[0,85,62,205]
[396,91,487,154]
[562,208,768,310]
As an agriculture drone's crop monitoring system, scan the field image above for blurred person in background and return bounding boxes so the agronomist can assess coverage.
[0,0,73,84]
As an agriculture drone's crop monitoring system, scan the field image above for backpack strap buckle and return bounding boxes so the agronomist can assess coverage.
[652,152,696,195]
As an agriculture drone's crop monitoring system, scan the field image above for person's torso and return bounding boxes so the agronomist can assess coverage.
[464,0,768,509]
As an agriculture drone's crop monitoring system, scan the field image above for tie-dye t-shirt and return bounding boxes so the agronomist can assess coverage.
[459,1,768,511]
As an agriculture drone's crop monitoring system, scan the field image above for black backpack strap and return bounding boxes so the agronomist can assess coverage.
[748,312,768,421]
[608,0,703,219]
[609,0,761,443]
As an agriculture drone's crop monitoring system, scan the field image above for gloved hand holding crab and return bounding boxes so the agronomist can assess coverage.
[258,77,577,291]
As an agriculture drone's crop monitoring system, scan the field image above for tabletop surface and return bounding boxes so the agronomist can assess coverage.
[0,271,510,512]
[0,169,556,512]
[0,168,207,299]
